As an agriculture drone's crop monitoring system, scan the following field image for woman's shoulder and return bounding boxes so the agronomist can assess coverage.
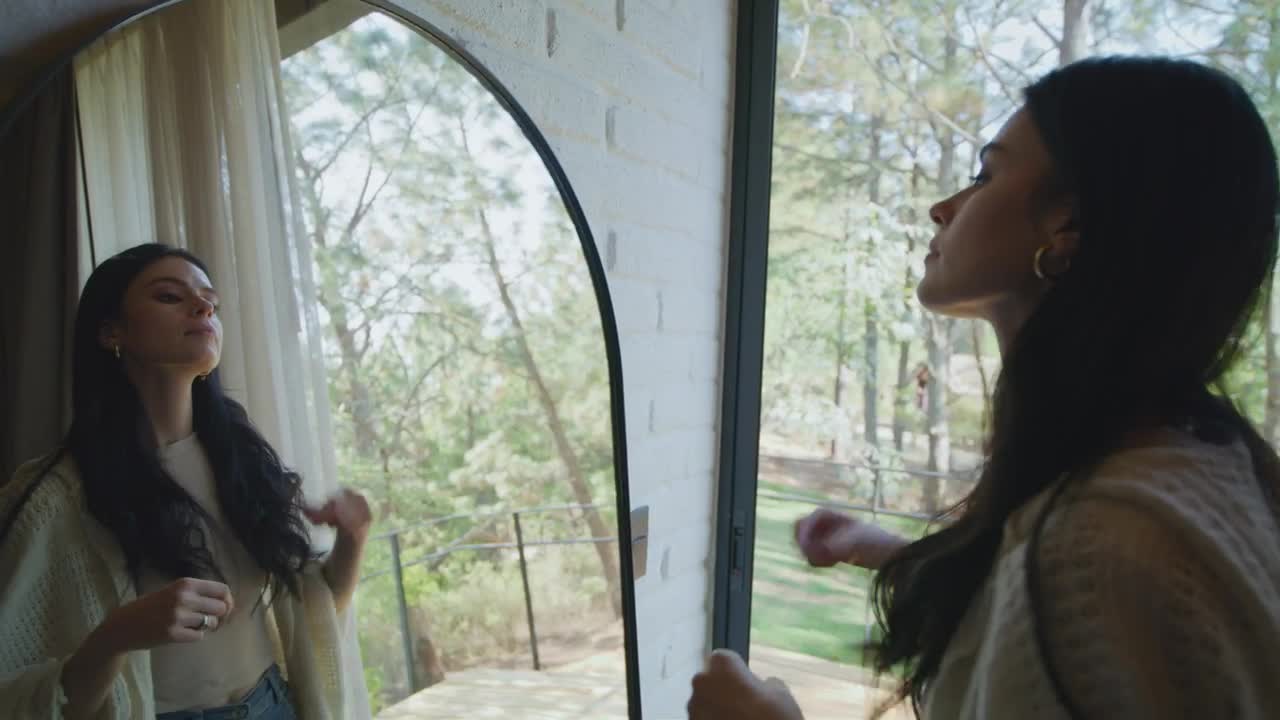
[1023,427,1280,600]
[1009,428,1263,535]
[1,451,84,540]
[1078,427,1270,539]
[1003,427,1278,582]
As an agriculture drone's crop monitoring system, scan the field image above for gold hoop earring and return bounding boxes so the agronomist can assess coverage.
[1033,245,1052,281]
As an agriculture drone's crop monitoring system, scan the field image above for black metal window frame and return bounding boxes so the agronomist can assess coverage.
[711,0,780,659]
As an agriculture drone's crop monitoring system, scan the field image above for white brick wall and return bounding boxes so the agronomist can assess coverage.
[396,1,736,716]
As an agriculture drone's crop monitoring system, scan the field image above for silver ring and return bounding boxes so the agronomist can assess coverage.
[198,613,210,631]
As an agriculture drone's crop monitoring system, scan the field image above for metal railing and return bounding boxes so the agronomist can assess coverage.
[358,458,967,695]
[358,503,617,693]
[759,454,972,512]
[756,455,973,645]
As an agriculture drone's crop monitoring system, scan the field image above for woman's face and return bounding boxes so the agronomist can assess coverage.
[102,256,222,378]
[917,108,1076,330]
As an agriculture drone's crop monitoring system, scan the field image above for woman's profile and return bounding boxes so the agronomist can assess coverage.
[0,243,371,719]
[688,56,1280,719]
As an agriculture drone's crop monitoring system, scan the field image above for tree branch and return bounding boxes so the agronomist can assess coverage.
[1031,15,1062,49]
[789,10,812,79]
[961,10,1021,106]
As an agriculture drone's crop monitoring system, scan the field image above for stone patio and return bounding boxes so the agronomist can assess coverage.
[375,645,913,720]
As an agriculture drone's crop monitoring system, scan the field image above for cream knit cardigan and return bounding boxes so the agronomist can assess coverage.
[0,455,350,719]
[923,430,1280,719]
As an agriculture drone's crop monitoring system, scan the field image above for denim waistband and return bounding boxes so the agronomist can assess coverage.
[155,663,292,720]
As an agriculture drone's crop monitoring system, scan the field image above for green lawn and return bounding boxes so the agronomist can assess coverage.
[749,480,928,667]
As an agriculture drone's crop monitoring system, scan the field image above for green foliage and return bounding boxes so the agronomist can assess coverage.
[756,0,1280,675]
[281,9,619,710]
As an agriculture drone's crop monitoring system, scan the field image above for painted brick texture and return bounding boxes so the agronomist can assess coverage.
[398,1,735,716]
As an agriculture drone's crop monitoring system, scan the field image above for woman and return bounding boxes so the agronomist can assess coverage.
[0,244,371,719]
[688,57,1280,719]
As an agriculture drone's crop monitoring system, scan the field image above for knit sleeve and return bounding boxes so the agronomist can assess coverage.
[0,460,142,719]
[1033,495,1269,720]
[0,660,71,719]
[270,560,350,719]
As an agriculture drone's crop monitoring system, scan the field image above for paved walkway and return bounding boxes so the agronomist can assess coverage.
[375,645,913,720]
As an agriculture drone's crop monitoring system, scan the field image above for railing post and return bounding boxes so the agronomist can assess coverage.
[863,469,885,647]
[389,533,419,692]
[513,512,541,670]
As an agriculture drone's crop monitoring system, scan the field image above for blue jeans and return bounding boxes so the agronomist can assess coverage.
[155,664,297,720]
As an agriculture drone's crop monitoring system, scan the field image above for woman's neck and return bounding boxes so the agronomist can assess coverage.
[126,368,195,447]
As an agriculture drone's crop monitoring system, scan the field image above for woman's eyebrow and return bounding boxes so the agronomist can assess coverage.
[147,276,219,299]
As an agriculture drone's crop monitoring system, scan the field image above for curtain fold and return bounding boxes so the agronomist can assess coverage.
[0,68,79,483]
[73,1,342,495]
[72,2,365,716]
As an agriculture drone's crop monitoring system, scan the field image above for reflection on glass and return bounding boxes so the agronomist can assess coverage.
[279,4,623,717]
[46,0,627,716]
[753,2,1274,718]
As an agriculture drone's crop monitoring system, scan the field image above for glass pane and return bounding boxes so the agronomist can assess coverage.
[61,0,629,716]
[754,2,1278,718]
[278,5,626,716]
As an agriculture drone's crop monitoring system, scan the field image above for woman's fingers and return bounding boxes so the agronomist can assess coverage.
[304,501,338,525]
[178,577,235,617]
[171,609,214,642]
[185,592,231,619]
[793,516,809,546]
[794,510,826,547]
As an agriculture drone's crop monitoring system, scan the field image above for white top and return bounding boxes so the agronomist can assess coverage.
[923,429,1280,719]
[141,434,276,712]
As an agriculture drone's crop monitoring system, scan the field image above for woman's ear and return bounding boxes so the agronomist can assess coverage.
[1051,214,1081,261]
[1038,196,1080,268]
[99,322,121,353]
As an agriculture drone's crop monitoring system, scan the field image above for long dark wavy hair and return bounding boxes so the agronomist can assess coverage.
[869,57,1280,715]
[45,243,314,600]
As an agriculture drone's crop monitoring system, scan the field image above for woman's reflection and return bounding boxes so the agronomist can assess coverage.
[0,243,369,720]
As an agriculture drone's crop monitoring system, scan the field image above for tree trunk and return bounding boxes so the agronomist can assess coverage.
[862,116,884,455]
[479,210,624,619]
[1262,12,1280,442]
[864,305,879,449]
[304,179,389,526]
[329,311,380,458]
[411,610,448,689]
[1265,290,1279,443]
[306,197,381,464]
[830,257,849,460]
[971,320,991,428]
[894,337,911,452]
[893,160,924,453]
[922,26,958,514]
[1061,0,1091,65]
[923,316,952,513]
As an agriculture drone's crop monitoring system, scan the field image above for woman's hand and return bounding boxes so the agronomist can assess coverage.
[303,487,372,543]
[98,577,234,651]
[305,487,372,613]
[687,649,805,720]
[794,508,907,570]
[61,578,233,720]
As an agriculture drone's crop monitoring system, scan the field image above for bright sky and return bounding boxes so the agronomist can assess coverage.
[979,5,1230,136]
[281,9,578,341]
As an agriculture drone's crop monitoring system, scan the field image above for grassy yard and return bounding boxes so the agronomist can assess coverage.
[749,479,929,668]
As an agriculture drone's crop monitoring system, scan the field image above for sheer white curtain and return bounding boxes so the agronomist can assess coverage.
[73,2,369,717]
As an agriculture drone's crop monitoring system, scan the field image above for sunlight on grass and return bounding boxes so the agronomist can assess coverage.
[750,481,927,668]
